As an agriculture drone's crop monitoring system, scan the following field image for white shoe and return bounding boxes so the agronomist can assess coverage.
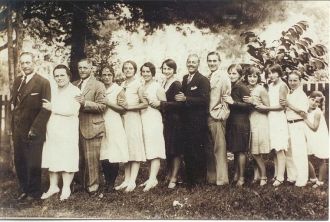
[115,181,129,191]
[143,179,158,192]
[124,182,136,193]
[60,188,71,201]
[41,187,60,199]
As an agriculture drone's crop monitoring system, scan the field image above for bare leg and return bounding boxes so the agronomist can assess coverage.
[41,171,60,199]
[237,153,246,186]
[168,156,181,188]
[143,158,160,192]
[273,150,285,186]
[233,153,239,182]
[318,159,328,182]
[115,163,130,190]
[308,158,317,181]
[254,154,267,186]
[273,153,278,180]
[61,172,74,200]
[125,161,140,192]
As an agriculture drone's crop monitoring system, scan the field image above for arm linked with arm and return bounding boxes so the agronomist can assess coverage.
[82,82,107,113]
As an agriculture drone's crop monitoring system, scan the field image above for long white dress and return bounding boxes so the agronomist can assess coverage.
[306,108,329,159]
[100,83,129,163]
[268,80,289,151]
[141,81,166,160]
[42,83,81,172]
[121,78,146,162]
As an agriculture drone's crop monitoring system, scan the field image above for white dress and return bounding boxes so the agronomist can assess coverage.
[42,83,81,172]
[100,83,129,163]
[305,108,329,159]
[141,81,166,160]
[268,80,289,151]
[121,79,146,162]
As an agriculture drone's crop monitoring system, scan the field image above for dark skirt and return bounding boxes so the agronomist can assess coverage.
[163,112,184,158]
[225,114,250,153]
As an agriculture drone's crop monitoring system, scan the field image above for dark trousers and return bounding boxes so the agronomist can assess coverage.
[13,134,43,197]
[101,160,119,188]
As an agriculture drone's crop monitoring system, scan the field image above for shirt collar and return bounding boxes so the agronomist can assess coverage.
[22,71,36,83]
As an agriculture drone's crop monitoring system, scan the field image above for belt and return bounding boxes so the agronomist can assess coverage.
[287,119,304,124]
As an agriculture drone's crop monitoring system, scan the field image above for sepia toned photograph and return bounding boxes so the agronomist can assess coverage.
[0,0,329,219]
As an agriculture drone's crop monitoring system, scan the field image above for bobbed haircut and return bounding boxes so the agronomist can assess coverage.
[268,64,284,77]
[99,64,115,76]
[140,62,156,77]
[309,90,325,104]
[53,64,72,79]
[244,65,262,84]
[227,64,243,76]
[161,59,177,74]
[122,60,137,74]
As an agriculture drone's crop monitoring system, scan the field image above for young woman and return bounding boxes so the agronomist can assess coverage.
[257,64,289,186]
[99,65,129,192]
[223,64,252,186]
[115,60,148,192]
[302,91,329,188]
[41,64,81,200]
[139,62,167,192]
[159,59,184,189]
[242,66,270,186]
[280,70,309,187]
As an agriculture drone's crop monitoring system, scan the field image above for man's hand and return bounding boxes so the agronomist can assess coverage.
[75,95,85,106]
[174,92,186,102]
[28,130,37,140]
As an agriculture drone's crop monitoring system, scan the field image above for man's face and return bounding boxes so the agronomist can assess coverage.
[186,55,199,74]
[20,54,35,75]
[78,61,92,79]
[207,54,220,72]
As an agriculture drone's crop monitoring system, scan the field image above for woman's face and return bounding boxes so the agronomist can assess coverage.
[288,73,301,90]
[141,66,153,82]
[247,73,259,86]
[123,62,135,78]
[309,96,322,109]
[162,63,175,79]
[101,68,113,86]
[269,71,280,83]
[228,68,240,83]
[54,68,70,88]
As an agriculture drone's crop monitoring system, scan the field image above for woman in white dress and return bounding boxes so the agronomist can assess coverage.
[41,64,81,200]
[99,65,129,192]
[256,64,289,186]
[139,62,167,192]
[115,60,148,192]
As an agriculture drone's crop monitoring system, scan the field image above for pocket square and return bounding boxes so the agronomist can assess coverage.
[190,86,197,90]
[30,93,39,96]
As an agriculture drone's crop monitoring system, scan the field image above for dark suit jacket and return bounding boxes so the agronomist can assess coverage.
[73,76,106,139]
[11,73,51,141]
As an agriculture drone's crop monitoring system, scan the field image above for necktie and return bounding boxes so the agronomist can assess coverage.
[16,75,27,104]
[187,74,193,84]
[78,80,83,90]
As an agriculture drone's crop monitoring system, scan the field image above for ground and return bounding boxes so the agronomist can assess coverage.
[0,155,328,219]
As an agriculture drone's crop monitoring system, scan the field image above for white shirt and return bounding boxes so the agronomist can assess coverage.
[22,72,36,84]
[286,86,309,121]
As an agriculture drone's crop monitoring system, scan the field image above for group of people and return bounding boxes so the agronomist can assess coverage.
[10,50,328,201]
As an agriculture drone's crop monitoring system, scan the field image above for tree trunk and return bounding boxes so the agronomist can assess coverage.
[14,6,24,78]
[70,2,87,81]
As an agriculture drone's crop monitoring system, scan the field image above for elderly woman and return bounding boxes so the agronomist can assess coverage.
[41,64,81,201]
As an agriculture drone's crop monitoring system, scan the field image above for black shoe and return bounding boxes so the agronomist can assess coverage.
[17,192,28,201]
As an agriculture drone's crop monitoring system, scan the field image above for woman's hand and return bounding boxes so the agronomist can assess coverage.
[149,100,160,108]
[255,104,268,111]
[223,95,234,105]
[243,96,253,104]
[279,98,287,107]
[299,111,307,119]
[174,92,186,102]
[42,99,52,111]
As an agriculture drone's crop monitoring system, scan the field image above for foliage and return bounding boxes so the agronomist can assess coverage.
[241,21,328,82]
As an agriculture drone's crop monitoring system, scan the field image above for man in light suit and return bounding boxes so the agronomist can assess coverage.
[205,51,231,186]
[11,52,51,200]
[73,59,106,194]
[175,54,210,187]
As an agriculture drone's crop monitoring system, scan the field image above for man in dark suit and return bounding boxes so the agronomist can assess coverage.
[11,52,51,200]
[175,54,210,186]
[73,59,106,195]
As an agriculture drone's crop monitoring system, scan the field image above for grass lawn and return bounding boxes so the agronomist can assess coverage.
[0,155,328,220]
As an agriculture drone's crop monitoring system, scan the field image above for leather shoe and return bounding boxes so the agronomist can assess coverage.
[17,192,28,201]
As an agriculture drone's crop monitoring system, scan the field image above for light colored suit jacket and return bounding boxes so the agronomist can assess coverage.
[73,76,106,139]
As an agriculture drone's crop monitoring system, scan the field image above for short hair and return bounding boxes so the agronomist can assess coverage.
[78,58,92,66]
[309,90,325,104]
[207,51,221,62]
[187,54,200,63]
[140,62,156,77]
[53,64,72,79]
[227,64,243,76]
[122,60,137,74]
[244,65,261,84]
[268,64,283,77]
[161,59,177,74]
[99,64,115,76]
[288,70,302,80]
[20,51,35,61]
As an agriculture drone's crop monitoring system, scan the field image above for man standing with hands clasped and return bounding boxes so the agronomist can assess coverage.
[11,52,51,200]
[73,59,106,195]
[205,51,231,186]
[175,54,210,187]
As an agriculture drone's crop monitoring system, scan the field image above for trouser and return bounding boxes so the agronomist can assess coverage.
[13,134,43,197]
[206,118,229,185]
[79,135,102,191]
[101,160,119,187]
[286,121,308,186]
